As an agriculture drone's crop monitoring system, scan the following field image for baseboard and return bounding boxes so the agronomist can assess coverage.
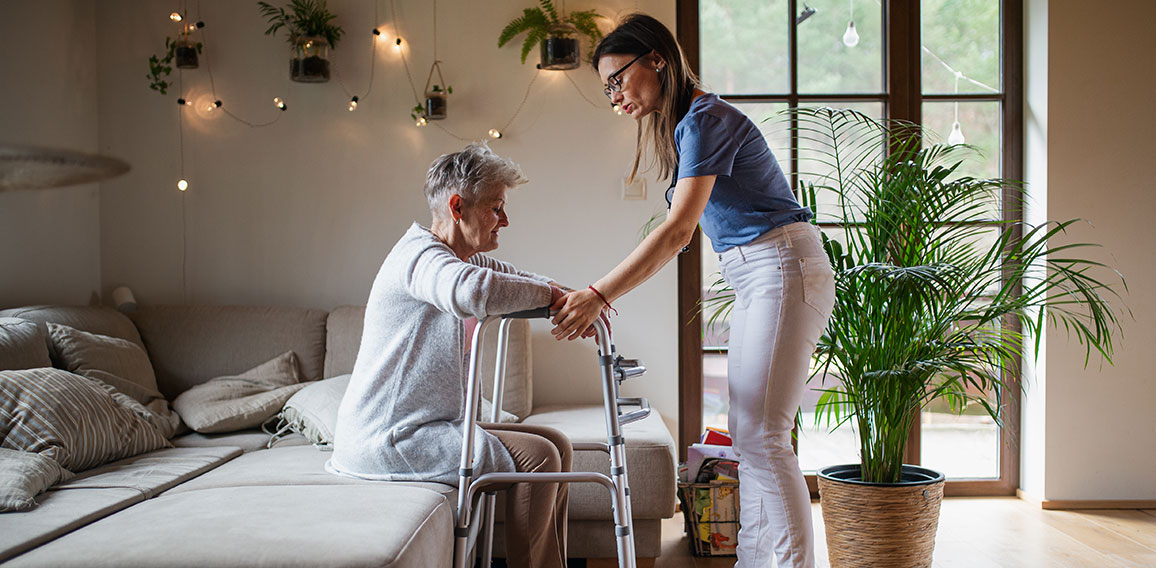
[1017,489,1156,510]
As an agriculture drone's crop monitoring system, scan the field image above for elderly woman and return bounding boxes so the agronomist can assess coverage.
[328,143,572,568]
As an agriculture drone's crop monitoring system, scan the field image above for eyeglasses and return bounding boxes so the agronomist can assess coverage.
[603,52,649,100]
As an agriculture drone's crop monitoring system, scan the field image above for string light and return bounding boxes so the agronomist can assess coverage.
[394,37,403,51]
[415,116,427,126]
[177,179,189,191]
[177,98,189,106]
[205,99,221,112]
[273,97,287,111]
[348,96,359,111]
[170,12,183,22]
[612,103,624,115]
[488,129,502,139]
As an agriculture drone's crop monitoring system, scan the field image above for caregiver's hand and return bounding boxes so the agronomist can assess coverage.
[550,288,607,341]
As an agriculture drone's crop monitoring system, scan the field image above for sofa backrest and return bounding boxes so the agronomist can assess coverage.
[0,306,143,367]
[325,305,534,419]
[130,306,327,400]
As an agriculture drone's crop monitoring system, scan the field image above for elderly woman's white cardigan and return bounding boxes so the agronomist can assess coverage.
[328,223,552,484]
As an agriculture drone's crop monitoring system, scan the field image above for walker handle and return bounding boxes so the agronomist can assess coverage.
[502,307,554,319]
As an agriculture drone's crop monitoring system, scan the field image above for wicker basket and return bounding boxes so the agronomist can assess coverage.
[817,464,945,568]
[677,480,740,556]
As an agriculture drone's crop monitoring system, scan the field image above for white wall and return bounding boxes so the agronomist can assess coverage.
[0,0,102,307]
[89,0,679,431]
[1021,0,1156,501]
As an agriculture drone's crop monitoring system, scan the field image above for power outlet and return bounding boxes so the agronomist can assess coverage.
[622,175,646,200]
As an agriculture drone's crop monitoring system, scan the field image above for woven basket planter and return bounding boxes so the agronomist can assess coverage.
[817,464,945,568]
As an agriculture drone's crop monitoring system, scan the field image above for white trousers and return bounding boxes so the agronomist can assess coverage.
[719,222,835,568]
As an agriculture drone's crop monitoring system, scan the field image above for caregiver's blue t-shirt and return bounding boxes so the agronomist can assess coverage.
[674,93,812,253]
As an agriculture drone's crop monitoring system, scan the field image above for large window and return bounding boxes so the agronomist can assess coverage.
[676,0,1022,495]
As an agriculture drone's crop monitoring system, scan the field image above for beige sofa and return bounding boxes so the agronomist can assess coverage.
[0,304,677,567]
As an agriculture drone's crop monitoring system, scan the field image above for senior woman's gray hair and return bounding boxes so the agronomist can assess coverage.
[424,143,528,219]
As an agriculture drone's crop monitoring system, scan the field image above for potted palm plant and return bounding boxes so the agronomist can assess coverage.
[703,107,1124,567]
[257,0,343,83]
[498,0,603,70]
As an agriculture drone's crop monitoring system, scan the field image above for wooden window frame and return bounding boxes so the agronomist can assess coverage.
[676,0,1023,497]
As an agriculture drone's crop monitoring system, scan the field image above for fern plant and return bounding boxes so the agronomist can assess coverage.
[257,0,343,49]
[498,0,603,64]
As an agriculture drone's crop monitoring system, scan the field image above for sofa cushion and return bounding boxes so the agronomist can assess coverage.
[0,446,241,564]
[521,404,678,520]
[163,444,454,496]
[129,305,327,399]
[0,449,71,512]
[172,351,306,434]
[0,368,170,474]
[54,446,242,498]
[5,485,455,568]
[0,318,52,371]
[0,306,145,366]
[323,305,364,378]
[0,487,144,563]
[324,305,533,418]
[170,429,297,453]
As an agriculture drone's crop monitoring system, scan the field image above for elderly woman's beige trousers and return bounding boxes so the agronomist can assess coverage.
[482,423,573,568]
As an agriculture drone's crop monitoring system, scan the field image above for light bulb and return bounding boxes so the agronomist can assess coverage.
[205,103,215,112]
[488,129,502,139]
[170,12,183,22]
[348,96,359,112]
[612,103,624,115]
[177,179,189,191]
[273,97,286,111]
[948,121,966,145]
[416,117,427,127]
[843,20,860,47]
[394,38,403,51]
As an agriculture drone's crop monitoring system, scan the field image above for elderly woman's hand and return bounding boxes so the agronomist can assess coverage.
[550,288,609,342]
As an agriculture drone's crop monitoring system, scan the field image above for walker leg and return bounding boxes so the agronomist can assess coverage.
[598,346,637,568]
[480,492,497,566]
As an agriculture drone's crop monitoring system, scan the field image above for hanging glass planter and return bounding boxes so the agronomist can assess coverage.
[538,24,580,70]
[291,35,331,83]
[422,61,452,121]
[175,36,199,69]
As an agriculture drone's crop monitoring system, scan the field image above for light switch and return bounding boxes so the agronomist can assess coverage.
[622,175,646,200]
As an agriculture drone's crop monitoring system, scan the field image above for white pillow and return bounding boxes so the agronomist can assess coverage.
[172,351,306,434]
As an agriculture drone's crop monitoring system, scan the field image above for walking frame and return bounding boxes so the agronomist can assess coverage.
[453,308,651,568]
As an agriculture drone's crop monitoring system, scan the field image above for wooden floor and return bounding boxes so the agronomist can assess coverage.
[654,498,1156,567]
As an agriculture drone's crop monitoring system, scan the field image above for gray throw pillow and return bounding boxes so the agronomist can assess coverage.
[0,368,170,474]
[172,351,307,434]
[47,323,180,439]
[0,318,52,371]
[0,448,72,512]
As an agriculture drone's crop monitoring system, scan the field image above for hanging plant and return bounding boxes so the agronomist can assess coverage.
[498,0,603,70]
[257,0,344,83]
[421,61,452,120]
[147,35,203,95]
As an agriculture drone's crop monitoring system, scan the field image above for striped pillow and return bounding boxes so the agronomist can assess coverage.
[0,368,169,473]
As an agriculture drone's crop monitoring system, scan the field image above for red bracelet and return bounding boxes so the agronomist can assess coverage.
[588,285,619,316]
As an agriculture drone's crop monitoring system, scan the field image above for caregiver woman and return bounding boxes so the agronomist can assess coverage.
[550,13,834,568]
